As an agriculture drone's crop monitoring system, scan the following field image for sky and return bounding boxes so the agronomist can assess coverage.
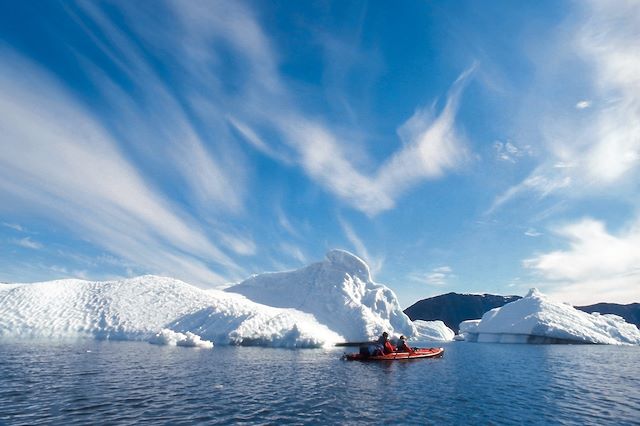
[0,0,639,307]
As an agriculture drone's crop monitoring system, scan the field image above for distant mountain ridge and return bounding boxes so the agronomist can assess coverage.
[405,293,640,333]
[404,292,521,333]
[575,303,640,329]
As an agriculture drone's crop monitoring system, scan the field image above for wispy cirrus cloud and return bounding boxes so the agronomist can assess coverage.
[493,141,534,163]
[525,218,640,304]
[489,1,639,211]
[493,1,640,304]
[11,237,43,250]
[152,1,473,218]
[339,218,384,275]
[575,100,591,110]
[0,49,241,285]
[2,223,24,232]
[410,266,454,286]
[274,69,472,215]
[69,1,248,215]
[278,242,308,265]
[194,0,475,215]
[1,0,475,286]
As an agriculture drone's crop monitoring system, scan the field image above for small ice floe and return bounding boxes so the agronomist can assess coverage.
[458,289,640,345]
[149,329,214,349]
[413,320,455,341]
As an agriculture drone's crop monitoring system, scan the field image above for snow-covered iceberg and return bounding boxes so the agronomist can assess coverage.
[226,249,415,341]
[460,289,640,345]
[413,320,455,342]
[0,250,415,347]
[0,275,342,348]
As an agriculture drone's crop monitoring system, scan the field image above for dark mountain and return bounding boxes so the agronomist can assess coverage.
[404,292,521,333]
[575,303,640,329]
[404,293,640,334]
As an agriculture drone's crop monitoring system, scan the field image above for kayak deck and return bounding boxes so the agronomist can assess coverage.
[343,347,444,361]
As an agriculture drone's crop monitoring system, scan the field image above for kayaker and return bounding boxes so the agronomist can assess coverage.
[396,335,412,353]
[377,332,396,354]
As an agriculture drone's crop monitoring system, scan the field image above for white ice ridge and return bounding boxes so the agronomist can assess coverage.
[149,329,214,349]
[412,320,455,342]
[226,249,416,341]
[0,276,342,348]
[0,250,415,347]
[459,288,640,345]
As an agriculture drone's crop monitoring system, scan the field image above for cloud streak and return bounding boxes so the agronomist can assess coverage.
[410,266,454,286]
[0,49,241,285]
[339,218,384,275]
[11,237,43,250]
[525,218,640,304]
[490,0,639,211]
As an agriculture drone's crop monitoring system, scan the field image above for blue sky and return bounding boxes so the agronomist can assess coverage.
[1,1,639,307]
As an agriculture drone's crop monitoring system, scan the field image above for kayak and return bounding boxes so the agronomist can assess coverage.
[343,347,444,361]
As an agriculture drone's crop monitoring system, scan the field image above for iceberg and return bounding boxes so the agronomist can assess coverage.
[226,249,415,341]
[0,275,342,348]
[413,320,455,342]
[0,250,415,347]
[460,289,640,345]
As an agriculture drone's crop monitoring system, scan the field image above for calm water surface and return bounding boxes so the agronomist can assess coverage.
[0,340,639,425]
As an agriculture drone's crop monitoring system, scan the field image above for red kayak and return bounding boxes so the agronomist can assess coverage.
[343,347,444,361]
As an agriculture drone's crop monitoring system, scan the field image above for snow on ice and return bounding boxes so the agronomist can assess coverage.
[227,249,415,341]
[0,250,425,348]
[413,320,455,342]
[149,329,214,349]
[458,288,640,345]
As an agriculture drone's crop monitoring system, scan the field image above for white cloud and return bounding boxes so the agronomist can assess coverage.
[489,1,640,213]
[71,1,247,215]
[77,0,472,218]
[410,266,454,286]
[524,218,640,304]
[571,2,640,186]
[575,100,591,109]
[189,0,474,215]
[278,242,307,265]
[490,1,640,305]
[264,69,473,216]
[275,206,299,238]
[0,49,241,286]
[2,223,24,232]
[339,218,384,275]
[486,165,572,215]
[218,233,257,257]
[494,141,534,163]
[12,237,43,250]
[524,228,542,237]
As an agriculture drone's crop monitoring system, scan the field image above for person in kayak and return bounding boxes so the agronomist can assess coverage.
[376,332,396,355]
[395,335,413,353]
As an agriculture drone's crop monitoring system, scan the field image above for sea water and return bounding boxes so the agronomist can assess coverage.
[0,340,638,425]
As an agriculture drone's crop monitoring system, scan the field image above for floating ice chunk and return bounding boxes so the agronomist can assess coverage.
[456,319,481,341]
[461,289,640,345]
[413,320,455,341]
[150,329,213,349]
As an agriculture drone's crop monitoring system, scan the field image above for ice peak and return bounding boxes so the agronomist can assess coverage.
[526,288,543,298]
[325,249,371,281]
